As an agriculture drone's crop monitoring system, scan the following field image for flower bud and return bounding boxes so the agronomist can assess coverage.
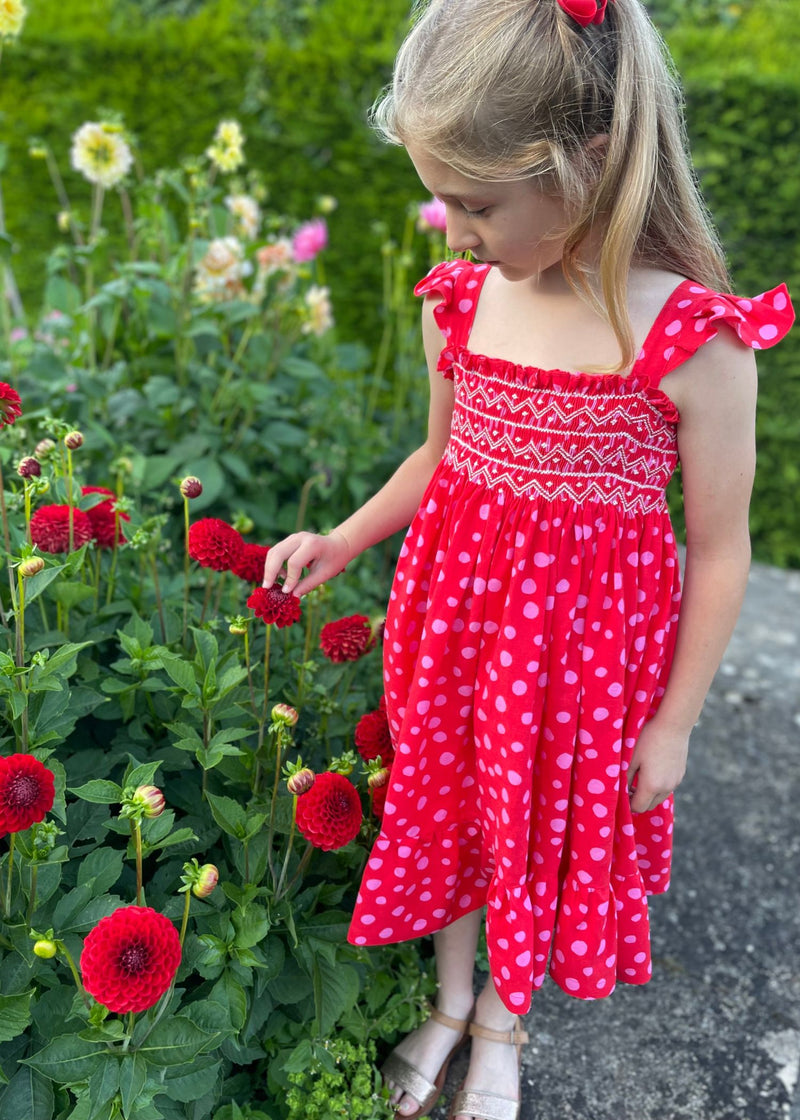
[192,863,219,898]
[271,703,298,727]
[317,194,338,215]
[19,557,45,578]
[33,939,58,959]
[134,785,165,818]
[229,621,248,636]
[232,511,254,534]
[29,145,48,160]
[34,438,56,459]
[180,476,203,499]
[57,211,72,232]
[64,430,84,450]
[17,456,42,479]
[368,767,390,791]
[287,768,315,796]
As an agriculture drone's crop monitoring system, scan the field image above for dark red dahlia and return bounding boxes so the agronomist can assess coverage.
[319,615,375,663]
[0,754,56,833]
[247,585,301,628]
[295,771,362,851]
[187,518,244,572]
[354,705,394,767]
[0,383,23,428]
[30,505,94,554]
[82,486,129,549]
[80,906,182,1014]
[231,543,270,584]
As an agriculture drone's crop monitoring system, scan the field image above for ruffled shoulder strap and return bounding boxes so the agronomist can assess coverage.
[414,259,492,377]
[638,279,795,384]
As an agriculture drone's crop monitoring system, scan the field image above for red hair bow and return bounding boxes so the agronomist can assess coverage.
[556,0,613,27]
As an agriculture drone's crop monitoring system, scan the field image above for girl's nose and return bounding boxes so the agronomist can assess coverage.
[445,209,481,254]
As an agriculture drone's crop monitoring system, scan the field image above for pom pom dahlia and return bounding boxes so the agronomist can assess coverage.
[80,906,182,1014]
[354,702,394,767]
[0,754,55,833]
[30,505,93,554]
[292,218,328,263]
[320,615,375,663]
[295,771,362,851]
[0,382,23,428]
[247,586,301,628]
[82,486,129,549]
[231,543,270,584]
[188,518,244,572]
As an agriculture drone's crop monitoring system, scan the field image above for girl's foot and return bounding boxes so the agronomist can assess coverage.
[450,999,527,1120]
[384,999,474,1117]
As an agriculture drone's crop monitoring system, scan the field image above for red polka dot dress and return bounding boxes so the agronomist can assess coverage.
[348,261,794,1012]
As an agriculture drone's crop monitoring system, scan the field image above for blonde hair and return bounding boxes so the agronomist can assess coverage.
[372,0,732,372]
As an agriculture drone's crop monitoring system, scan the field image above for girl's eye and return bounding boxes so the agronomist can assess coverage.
[462,205,488,217]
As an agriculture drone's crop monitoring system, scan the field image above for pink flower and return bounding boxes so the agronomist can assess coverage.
[292,219,328,263]
[417,197,448,234]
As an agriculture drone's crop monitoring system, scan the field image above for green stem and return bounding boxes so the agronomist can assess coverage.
[26,862,38,926]
[182,496,191,643]
[131,820,144,906]
[275,796,298,898]
[149,551,166,643]
[58,941,91,1010]
[209,323,256,414]
[179,889,191,948]
[4,833,15,917]
[283,842,314,897]
[66,446,75,554]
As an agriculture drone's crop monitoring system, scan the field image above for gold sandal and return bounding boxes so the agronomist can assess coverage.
[382,1002,474,1120]
[447,1018,529,1120]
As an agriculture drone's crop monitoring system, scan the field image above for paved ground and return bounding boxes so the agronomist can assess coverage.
[431,560,800,1120]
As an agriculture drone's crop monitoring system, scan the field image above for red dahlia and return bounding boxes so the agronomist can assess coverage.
[0,383,23,428]
[247,585,301,628]
[82,486,129,549]
[231,543,270,584]
[0,754,56,833]
[30,505,93,554]
[80,906,182,1014]
[295,771,362,851]
[188,518,244,572]
[319,615,375,663]
[354,704,394,767]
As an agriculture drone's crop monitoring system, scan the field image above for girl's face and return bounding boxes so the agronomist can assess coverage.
[408,145,571,283]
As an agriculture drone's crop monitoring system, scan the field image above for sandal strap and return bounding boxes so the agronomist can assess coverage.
[380,1052,437,1110]
[468,1019,529,1047]
[449,1088,520,1120]
[427,1000,473,1034]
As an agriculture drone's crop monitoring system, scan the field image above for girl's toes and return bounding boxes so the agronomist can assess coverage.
[395,1094,420,1115]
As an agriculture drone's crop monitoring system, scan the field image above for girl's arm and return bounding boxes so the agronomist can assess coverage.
[262,297,453,597]
[628,329,758,813]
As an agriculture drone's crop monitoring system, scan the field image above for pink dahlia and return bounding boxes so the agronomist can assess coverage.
[291,218,328,263]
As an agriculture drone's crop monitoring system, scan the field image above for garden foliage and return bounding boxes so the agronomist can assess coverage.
[0,114,443,1119]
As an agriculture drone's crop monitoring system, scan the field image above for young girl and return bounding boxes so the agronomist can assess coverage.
[263,1,795,1117]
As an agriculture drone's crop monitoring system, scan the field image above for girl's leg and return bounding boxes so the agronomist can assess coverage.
[387,908,482,1115]
[451,974,523,1120]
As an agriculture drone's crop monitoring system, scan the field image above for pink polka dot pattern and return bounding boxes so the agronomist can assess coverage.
[347,261,795,1013]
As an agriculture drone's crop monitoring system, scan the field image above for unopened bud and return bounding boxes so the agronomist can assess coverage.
[232,512,254,535]
[33,939,58,959]
[134,785,165,818]
[192,864,219,898]
[317,195,338,214]
[271,703,298,727]
[229,621,248,636]
[19,557,45,578]
[57,211,72,233]
[64,430,84,450]
[29,145,48,160]
[368,767,390,791]
[180,476,203,499]
[17,457,42,479]
[34,438,56,459]
[287,768,315,796]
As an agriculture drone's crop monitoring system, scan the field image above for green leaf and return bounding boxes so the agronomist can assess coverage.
[133,1017,215,1067]
[0,1066,55,1120]
[209,972,247,1032]
[77,848,125,895]
[68,780,122,805]
[312,955,359,1037]
[232,905,269,950]
[23,1034,105,1083]
[32,642,92,680]
[160,1058,221,1103]
[282,1038,314,1075]
[204,792,247,838]
[48,583,96,610]
[123,760,161,789]
[88,1055,120,1110]
[0,990,33,1043]
[160,655,199,695]
[118,1054,147,1120]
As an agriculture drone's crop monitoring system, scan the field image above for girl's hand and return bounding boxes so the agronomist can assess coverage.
[262,529,351,598]
[627,716,690,814]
